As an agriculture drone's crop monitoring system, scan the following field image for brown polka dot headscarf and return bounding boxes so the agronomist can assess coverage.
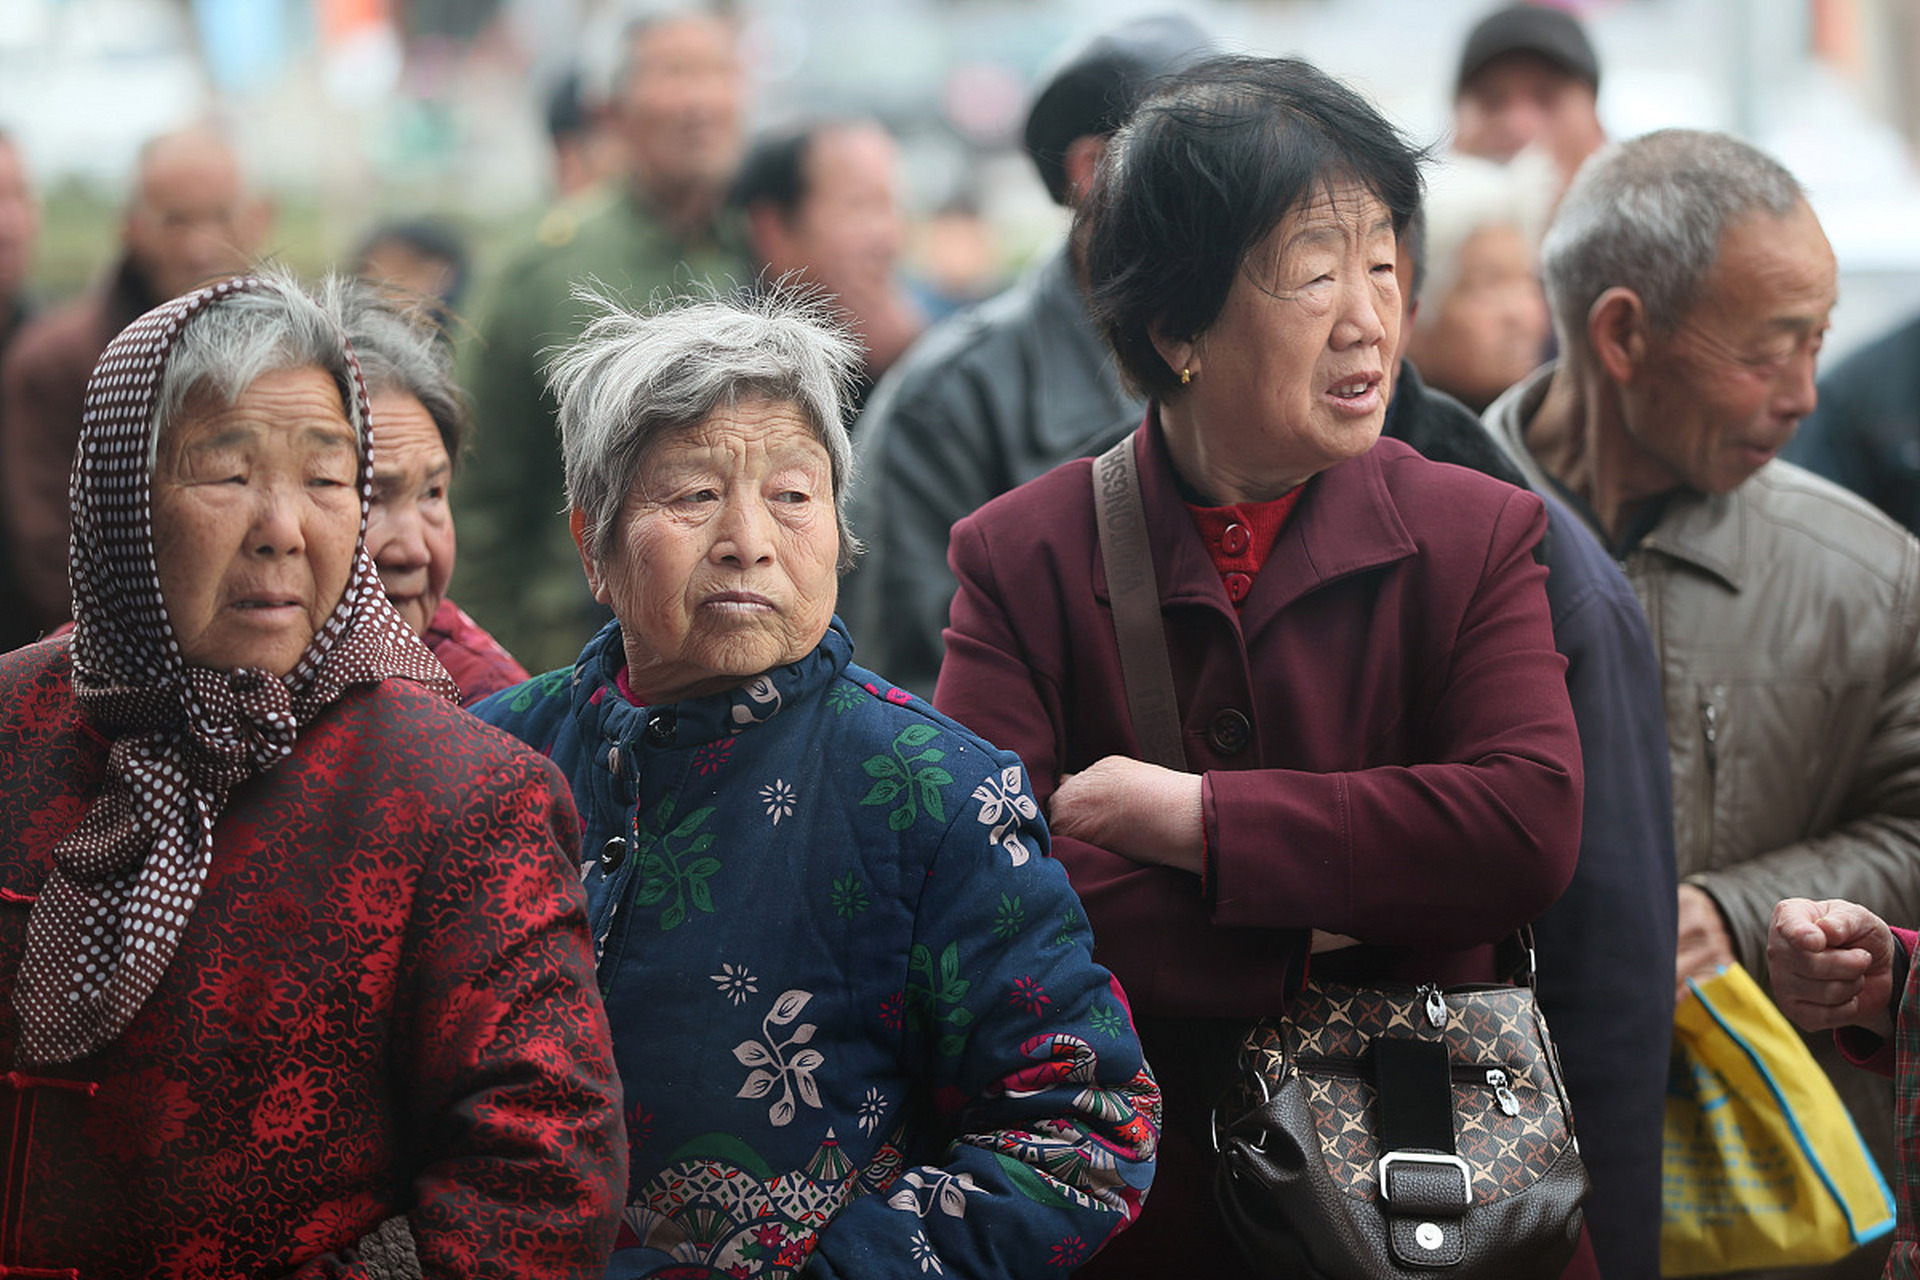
[12,274,458,1067]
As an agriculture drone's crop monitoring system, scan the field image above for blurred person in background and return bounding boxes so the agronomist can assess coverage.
[1783,309,1920,537]
[1487,129,1920,1280]
[546,68,622,201]
[353,218,471,320]
[1386,178,1676,1280]
[1451,3,1607,197]
[906,195,1003,321]
[0,133,37,354]
[1403,152,1554,413]
[841,14,1209,699]
[0,130,40,652]
[730,117,925,413]
[334,279,528,704]
[1,125,266,640]
[459,5,750,676]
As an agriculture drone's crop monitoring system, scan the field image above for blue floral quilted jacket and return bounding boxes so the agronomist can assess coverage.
[472,618,1160,1278]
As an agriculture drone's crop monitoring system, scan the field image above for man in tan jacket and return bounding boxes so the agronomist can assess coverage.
[1486,127,1920,1279]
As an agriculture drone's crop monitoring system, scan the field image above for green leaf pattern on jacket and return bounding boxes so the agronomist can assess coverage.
[634,792,719,931]
[906,941,975,1058]
[858,724,954,832]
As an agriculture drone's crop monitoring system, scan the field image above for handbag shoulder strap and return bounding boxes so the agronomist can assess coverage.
[1092,433,1187,771]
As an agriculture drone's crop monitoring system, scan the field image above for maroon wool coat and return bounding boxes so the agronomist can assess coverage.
[0,639,626,1278]
[934,417,1584,1278]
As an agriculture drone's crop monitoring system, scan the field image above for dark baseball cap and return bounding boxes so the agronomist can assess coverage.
[1022,13,1212,206]
[1455,5,1600,98]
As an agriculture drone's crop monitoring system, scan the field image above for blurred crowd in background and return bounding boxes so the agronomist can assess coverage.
[0,0,1917,343]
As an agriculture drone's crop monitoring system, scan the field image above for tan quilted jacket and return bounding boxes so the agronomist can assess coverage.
[1488,364,1920,1174]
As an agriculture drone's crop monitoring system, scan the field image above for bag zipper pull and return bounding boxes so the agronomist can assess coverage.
[1486,1067,1520,1116]
[1422,984,1447,1028]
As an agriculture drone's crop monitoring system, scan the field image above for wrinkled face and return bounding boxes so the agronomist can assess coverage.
[1165,180,1400,499]
[125,137,261,303]
[1619,201,1835,497]
[365,390,455,637]
[615,14,745,197]
[765,124,906,303]
[580,399,840,704]
[0,138,38,299]
[1453,53,1605,185]
[1407,222,1551,410]
[151,365,361,675]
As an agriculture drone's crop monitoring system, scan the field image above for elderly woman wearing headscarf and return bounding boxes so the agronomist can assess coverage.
[471,290,1159,1278]
[0,273,624,1276]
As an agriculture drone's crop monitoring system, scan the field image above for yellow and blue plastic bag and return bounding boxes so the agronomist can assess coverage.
[1661,962,1896,1276]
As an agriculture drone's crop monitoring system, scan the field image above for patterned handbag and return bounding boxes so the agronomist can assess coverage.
[1210,941,1589,1278]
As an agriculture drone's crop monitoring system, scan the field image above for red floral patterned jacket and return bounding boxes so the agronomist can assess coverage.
[0,639,626,1278]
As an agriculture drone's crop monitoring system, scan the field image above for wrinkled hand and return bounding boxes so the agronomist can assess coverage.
[1675,885,1737,1001]
[1049,756,1204,874]
[1766,898,1896,1038]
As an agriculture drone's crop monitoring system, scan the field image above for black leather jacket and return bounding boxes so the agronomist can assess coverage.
[841,244,1142,697]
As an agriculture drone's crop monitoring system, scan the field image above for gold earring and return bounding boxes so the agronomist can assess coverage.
[1180,367,1193,386]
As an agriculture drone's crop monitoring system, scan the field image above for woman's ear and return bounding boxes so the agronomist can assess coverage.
[570,508,612,606]
[1149,323,1198,387]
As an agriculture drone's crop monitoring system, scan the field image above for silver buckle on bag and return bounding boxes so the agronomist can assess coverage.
[1377,1151,1471,1211]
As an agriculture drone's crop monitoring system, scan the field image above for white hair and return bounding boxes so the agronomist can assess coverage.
[1412,150,1554,329]
[547,284,863,571]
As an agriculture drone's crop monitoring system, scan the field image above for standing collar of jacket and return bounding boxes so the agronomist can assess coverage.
[565,614,855,751]
[1124,406,1419,627]
[1486,363,1748,591]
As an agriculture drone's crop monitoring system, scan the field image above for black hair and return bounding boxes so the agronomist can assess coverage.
[546,70,589,143]
[1083,55,1425,401]
[353,218,472,312]
[726,124,820,220]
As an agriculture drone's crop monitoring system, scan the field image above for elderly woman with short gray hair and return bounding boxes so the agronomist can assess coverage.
[472,290,1160,1278]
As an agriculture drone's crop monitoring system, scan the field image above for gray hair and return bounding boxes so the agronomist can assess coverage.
[320,276,468,468]
[1542,128,1804,346]
[151,267,360,472]
[1411,151,1554,326]
[547,286,862,570]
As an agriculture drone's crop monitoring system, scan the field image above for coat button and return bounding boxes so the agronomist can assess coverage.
[599,836,628,871]
[1208,708,1252,755]
[1224,571,1252,603]
[605,745,620,774]
[1221,522,1251,556]
[645,710,677,746]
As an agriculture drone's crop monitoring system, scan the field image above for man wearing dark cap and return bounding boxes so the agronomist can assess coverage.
[1453,3,1606,192]
[842,14,1209,698]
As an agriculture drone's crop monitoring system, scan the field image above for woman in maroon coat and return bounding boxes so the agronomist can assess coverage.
[933,56,1586,1277]
[0,273,624,1276]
